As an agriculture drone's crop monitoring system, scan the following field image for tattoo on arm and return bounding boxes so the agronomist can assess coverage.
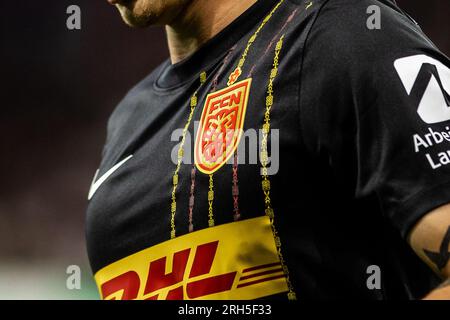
[424,226,450,271]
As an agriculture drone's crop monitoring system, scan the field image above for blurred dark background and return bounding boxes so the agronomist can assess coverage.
[0,0,449,299]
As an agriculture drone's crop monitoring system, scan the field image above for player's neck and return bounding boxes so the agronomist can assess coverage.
[166,0,257,64]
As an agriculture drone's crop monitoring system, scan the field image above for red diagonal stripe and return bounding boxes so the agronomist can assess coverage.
[236,274,286,289]
[239,267,283,281]
[242,262,281,273]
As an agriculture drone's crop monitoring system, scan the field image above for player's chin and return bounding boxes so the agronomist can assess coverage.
[116,4,159,28]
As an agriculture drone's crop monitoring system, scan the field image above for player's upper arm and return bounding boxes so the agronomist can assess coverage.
[409,204,450,279]
[299,0,450,240]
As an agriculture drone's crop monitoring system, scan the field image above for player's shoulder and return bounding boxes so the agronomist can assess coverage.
[306,0,425,50]
[106,61,168,136]
[103,60,168,148]
[312,0,411,22]
[298,0,439,79]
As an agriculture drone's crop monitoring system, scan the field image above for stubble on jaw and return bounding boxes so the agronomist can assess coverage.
[115,0,191,28]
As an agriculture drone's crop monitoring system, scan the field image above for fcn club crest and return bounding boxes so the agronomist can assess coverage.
[195,78,252,174]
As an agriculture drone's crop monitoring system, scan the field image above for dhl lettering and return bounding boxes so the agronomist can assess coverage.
[101,271,140,300]
[100,241,236,300]
[144,248,190,294]
[95,217,290,300]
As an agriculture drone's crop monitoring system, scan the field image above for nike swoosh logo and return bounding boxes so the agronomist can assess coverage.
[88,155,133,200]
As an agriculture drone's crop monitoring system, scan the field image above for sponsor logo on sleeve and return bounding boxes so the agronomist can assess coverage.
[395,55,450,169]
[394,54,450,124]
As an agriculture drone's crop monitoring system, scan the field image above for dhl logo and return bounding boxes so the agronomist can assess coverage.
[95,216,289,300]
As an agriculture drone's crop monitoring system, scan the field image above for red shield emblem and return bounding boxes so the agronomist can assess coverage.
[195,78,252,174]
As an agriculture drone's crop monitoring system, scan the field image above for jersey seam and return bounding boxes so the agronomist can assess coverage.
[396,179,450,215]
[297,0,333,153]
[390,179,450,238]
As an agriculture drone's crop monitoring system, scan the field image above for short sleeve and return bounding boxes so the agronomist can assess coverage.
[299,0,450,238]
